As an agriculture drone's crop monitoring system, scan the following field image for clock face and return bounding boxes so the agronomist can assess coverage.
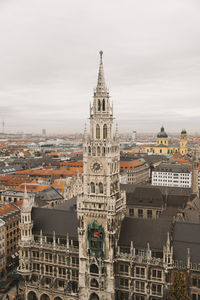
[91,161,102,172]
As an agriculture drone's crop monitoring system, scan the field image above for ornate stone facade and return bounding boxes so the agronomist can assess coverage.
[18,53,200,300]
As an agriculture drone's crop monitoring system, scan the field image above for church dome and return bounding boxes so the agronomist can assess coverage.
[181,129,187,134]
[157,126,168,138]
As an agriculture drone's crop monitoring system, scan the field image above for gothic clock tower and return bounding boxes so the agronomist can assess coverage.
[77,51,126,300]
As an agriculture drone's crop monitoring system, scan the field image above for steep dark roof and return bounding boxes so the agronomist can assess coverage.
[119,217,172,250]
[126,186,164,208]
[35,187,63,201]
[54,196,77,211]
[154,163,191,173]
[173,222,200,263]
[32,207,78,239]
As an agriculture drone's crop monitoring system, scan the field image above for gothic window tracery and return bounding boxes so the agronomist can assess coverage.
[91,182,95,193]
[103,124,107,139]
[90,264,99,274]
[88,146,91,156]
[99,183,103,194]
[90,278,99,288]
[92,147,96,156]
[98,99,101,111]
[102,99,105,111]
[96,125,100,139]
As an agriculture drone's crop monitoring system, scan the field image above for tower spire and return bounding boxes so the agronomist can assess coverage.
[96,50,107,95]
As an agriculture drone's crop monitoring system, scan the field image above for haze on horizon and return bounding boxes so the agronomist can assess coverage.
[0,0,200,135]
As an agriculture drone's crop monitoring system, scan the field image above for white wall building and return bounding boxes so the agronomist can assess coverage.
[152,163,200,188]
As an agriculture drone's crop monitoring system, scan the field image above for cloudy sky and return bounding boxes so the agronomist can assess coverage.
[0,0,200,134]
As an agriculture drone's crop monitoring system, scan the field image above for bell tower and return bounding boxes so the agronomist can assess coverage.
[77,51,126,300]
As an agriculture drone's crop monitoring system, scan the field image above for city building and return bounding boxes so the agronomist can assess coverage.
[120,159,149,185]
[18,52,200,300]
[0,219,6,278]
[145,127,188,155]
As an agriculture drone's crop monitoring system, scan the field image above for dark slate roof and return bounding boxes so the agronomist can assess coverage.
[126,186,164,208]
[173,222,200,263]
[54,197,77,211]
[154,163,191,173]
[32,207,78,239]
[35,187,63,201]
[119,217,172,250]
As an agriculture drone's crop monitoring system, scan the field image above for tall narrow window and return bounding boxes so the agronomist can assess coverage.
[91,182,95,193]
[98,99,101,111]
[96,125,100,139]
[99,183,103,194]
[88,146,91,156]
[102,99,105,111]
[97,147,100,156]
[103,124,107,139]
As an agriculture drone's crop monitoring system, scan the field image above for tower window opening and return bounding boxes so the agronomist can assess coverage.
[98,99,101,111]
[99,183,103,194]
[103,147,106,156]
[90,278,99,288]
[102,99,105,111]
[91,182,95,193]
[103,124,107,139]
[96,125,100,139]
[90,264,99,274]
[88,146,91,156]
[97,147,100,156]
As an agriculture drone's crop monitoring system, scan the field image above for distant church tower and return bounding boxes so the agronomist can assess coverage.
[77,51,126,300]
[180,129,188,155]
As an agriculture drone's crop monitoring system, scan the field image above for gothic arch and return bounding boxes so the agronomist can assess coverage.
[98,99,101,111]
[96,125,100,139]
[99,182,103,194]
[91,182,95,193]
[28,291,38,300]
[102,99,105,111]
[40,294,50,300]
[103,124,107,139]
[90,293,99,300]
[54,297,63,300]
[102,147,106,156]
[88,146,91,156]
[90,264,99,274]
[90,278,99,288]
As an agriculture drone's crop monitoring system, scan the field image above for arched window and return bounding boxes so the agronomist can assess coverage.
[88,146,91,156]
[98,99,101,111]
[90,264,99,274]
[96,125,100,139]
[28,292,38,300]
[91,182,95,193]
[102,99,105,111]
[90,278,99,288]
[99,183,103,194]
[103,124,107,139]
[90,293,99,300]
[97,146,100,156]
[102,147,106,156]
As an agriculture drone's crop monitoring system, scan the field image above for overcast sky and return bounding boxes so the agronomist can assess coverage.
[0,0,200,134]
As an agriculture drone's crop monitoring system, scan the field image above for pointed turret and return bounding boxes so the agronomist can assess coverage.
[95,50,107,95]
[22,185,32,212]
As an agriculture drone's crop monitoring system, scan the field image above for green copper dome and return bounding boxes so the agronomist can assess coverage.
[181,129,187,134]
[157,126,168,138]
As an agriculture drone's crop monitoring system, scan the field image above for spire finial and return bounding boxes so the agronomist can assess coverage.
[99,50,103,61]
[96,50,107,94]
